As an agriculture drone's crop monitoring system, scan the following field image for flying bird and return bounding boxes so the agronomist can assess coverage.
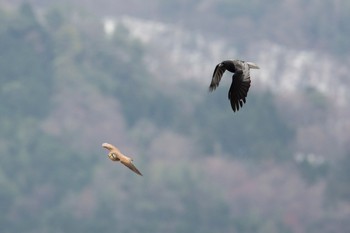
[102,142,143,176]
[209,59,260,112]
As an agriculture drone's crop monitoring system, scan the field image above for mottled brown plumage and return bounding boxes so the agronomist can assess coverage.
[102,143,143,176]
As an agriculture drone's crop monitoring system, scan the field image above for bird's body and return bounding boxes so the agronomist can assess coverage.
[102,143,143,176]
[209,59,260,112]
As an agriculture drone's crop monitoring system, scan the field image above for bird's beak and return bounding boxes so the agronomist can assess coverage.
[247,62,260,69]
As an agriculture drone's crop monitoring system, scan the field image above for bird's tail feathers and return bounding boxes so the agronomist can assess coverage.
[247,62,260,69]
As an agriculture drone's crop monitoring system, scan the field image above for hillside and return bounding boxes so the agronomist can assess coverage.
[0,2,349,233]
[5,0,349,55]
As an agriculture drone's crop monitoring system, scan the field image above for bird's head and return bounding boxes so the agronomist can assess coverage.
[247,62,260,69]
[102,142,114,151]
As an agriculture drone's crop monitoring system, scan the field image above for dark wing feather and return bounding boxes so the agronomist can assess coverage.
[209,63,226,91]
[121,160,143,176]
[228,71,251,112]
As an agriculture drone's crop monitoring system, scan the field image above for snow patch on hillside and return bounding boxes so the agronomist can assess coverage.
[103,16,349,106]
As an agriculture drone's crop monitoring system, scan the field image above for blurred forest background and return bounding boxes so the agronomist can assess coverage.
[0,0,349,232]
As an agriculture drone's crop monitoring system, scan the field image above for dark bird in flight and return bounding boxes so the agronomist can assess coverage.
[102,143,143,176]
[209,59,260,112]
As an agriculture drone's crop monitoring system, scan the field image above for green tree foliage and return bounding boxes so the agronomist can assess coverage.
[0,4,94,232]
[0,3,53,119]
[326,153,350,203]
[194,90,293,159]
[76,23,179,128]
[0,125,93,232]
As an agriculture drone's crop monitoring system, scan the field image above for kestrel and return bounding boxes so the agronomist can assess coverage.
[102,142,143,176]
[209,59,260,112]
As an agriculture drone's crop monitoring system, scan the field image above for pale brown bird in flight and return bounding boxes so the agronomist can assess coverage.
[209,59,260,112]
[102,142,143,176]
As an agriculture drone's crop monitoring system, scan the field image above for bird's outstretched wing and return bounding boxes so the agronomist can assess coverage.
[209,63,226,91]
[121,160,143,176]
[111,146,122,154]
[228,70,251,112]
